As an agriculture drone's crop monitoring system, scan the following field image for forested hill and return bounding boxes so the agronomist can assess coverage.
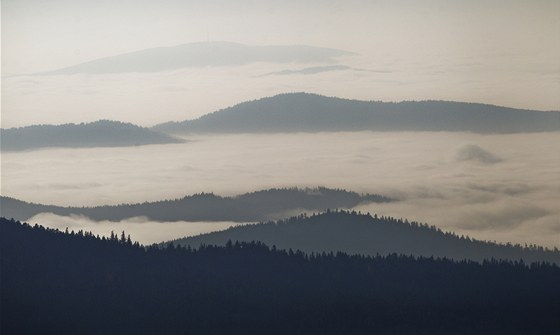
[171,211,560,264]
[2,218,559,334]
[0,187,391,222]
[153,93,560,134]
[0,120,183,151]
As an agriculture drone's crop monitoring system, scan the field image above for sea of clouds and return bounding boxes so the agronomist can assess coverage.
[2,131,559,247]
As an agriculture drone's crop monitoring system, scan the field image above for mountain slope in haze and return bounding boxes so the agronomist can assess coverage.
[170,211,560,264]
[153,93,560,134]
[0,187,392,222]
[2,218,559,335]
[0,120,184,151]
[41,42,352,75]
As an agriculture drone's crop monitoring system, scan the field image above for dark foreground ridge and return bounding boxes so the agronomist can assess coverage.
[2,217,559,334]
[0,120,183,151]
[153,92,560,134]
[0,187,391,222]
[171,211,560,264]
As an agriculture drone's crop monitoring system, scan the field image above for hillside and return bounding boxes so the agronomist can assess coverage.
[171,211,560,264]
[153,93,560,134]
[0,120,183,151]
[0,187,391,222]
[2,217,559,334]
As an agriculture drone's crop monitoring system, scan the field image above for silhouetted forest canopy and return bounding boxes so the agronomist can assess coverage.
[1,217,559,334]
[153,93,560,134]
[0,187,391,222]
[171,211,560,264]
[0,120,183,151]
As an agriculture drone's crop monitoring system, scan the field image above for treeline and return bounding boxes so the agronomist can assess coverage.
[2,217,559,335]
[0,186,392,222]
[170,210,560,264]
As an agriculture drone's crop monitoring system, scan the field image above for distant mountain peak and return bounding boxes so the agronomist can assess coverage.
[39,42,352,75]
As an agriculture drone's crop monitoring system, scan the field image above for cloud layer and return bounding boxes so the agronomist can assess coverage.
[3,132,559,247]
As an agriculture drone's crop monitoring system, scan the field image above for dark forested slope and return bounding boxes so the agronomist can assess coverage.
[1,120,183,151]
[1,218,559,335]
[0,187,390,222]
[171,211,560,264]
[154,93,560,134]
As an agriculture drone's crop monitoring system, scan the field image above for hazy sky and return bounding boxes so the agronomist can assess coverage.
[2,0,559,127]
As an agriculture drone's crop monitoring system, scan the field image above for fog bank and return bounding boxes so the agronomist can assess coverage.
[27,213,246,245]
[3,132,559,247]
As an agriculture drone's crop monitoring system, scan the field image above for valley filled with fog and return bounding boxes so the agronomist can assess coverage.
[2,131,558,247]
[3,2,559,333]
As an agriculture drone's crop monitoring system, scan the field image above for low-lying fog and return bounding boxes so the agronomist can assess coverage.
[25,213,243,245]
[2,132,559,247]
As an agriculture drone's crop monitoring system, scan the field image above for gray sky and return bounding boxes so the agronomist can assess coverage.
[2,0,559,127]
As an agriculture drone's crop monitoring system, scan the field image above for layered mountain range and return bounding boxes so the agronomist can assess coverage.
[0,187,391,222]
[3,93,558,151]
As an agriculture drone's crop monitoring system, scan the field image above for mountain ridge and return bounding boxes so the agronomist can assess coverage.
[0,187,392,222]
[3,217,559,334]
[170,210,560,264]
[153,92,560,134]
[0,120,183,151]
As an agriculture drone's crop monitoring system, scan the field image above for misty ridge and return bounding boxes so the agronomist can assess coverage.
[3,92,558,152]
[0,120,183,151]
[39,42,352,75]
[0,187,392,222]
[456,144,503,164]
[169,211,560,265]
[3,217,559,335]
[154,92,560,134]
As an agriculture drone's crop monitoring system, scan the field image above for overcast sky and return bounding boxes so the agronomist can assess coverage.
[2,0,559,127]
[3,1,559,73]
